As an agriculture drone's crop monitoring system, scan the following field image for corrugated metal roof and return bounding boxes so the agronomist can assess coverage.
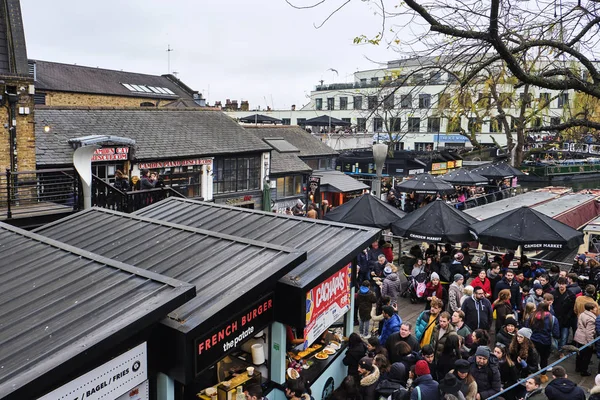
[463,191,560,220]
[317,170,369,193]
[135,197,379,288]
[532,193,598,218]
[0,222,195,399]
[34,208,306,331]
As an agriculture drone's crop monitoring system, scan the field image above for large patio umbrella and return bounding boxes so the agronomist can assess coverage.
[391,199,479,243]
[469,206,584,250]
[472,164,514,180]
[493,162,526,177]
[395,173,456,195]
[440,168,489,186]
[298,115,351,127]
[324,194,405,229]
[239,114,282,124]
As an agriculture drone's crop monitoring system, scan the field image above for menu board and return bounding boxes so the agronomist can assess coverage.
[303,264,352,349]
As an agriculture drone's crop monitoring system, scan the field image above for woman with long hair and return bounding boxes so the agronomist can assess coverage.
[522,302,536,323]
[469,329,489,356]
[525,302,559,371]
[343,332,368,377]
[437,334,462,378]
[508,328,540,379]
[374,354,391,380]
[494,344,519,400]
[331,375,361,400]
[493,289,514,332]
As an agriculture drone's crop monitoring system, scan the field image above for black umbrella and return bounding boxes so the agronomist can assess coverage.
[395,173,455,195]
[469,206,584,250]
[391,199,479,243]
[472,164,514,180]
[324,194,405,229]
[239,114,282,124]
[440,168,489,186]
[493,162,526,177]
[298,115,351,127]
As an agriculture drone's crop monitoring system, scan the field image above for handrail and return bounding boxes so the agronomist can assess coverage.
[488,335,600,399]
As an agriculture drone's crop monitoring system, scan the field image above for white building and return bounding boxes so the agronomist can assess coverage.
[225,56,580,151]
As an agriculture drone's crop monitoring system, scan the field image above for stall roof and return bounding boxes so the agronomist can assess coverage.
[34,208,306,333]
[0,222,195,400]
[532,193,600,230]
[463,191,561,220]
[317,170,369,193]
[136,197,380,288]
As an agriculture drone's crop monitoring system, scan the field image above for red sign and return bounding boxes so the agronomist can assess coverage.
[91,147,129,162]
[303,264,352,348]
[139,159,212,169]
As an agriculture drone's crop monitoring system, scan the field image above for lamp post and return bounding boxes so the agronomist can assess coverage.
[372,143,388,199]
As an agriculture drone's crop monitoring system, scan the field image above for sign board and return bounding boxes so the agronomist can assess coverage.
[195,294,274,376]
[92,147,129,162]
[408,169,425,175]
[308,176,321,204]
[434,134,470,142]
[304,264,352,349]
[116,381,148,400]
[455,160,463,167]
[39,342,147,400]
[139,159,212,169]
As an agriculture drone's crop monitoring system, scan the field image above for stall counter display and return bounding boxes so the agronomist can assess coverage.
[197,370,262,400]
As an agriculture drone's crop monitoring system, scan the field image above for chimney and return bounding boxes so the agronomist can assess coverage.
[291,104,296,111]
[232,100,239,110]
[241,100,249,111]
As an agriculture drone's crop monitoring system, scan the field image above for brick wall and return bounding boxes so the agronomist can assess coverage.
[43,91,169,108]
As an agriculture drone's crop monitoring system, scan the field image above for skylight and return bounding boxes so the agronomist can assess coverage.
[121,83,177,96]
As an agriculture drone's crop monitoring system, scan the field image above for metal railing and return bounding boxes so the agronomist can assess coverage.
[453,187,525,210]
[0,168,79,220]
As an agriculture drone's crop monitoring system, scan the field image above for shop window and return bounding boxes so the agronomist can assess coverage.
[276,175,303,198]
[159,165,203,198]
[353,96,363,110]
[213,156,261,194]
[339,97,348,110]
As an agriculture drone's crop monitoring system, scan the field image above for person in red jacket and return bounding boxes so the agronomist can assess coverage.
[471,269,492,299]
[382,242,394,263]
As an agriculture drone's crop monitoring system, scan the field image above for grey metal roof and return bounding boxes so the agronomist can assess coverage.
[245,125,338,157]
[463,191,560,220]
[271,152,312,175]
[264,138,299,153]
[35,108,272,165]
[136,197,379,288]
[533,193,599,218]
[0,222,195,400]
[34,208,306,332]
[0,1,28,76]
[317,170,369,193]
[32,59,195,100]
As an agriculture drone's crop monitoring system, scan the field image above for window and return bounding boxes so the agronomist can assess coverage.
[373,118,383,132]
[539,92,551,108]
[415,142,434,151]
[447,73,459,84]
[408,118,421,132]
[213,156,261,194]
[430,71,443,85]
[489,117,501,133]
[282,118,291,125]
[459,93,472,108]
[353,96,363,110]
[419,94,431,109]
[427,117,440,133]
[438,93,450,109]
[550,117,561,126]
[401,94,412,108]
[468,117,482,133]
[447,118,462,133]
[558,93,569,108]
[297,118,306,126]
[532,117,542,128]
[368,96,378,110]
[140,102,155,107]
[315,98,323,110]
[519,93,532,108]
[390,117,401,132]
[360,78,367,85]
[383,94,394,110]
[342,118,351,125]
[340,97,348,110]
[412,73,424,84]
[275,175,303,198]
[357,118,367,131]
[327,98,334,110]
[34,93,46,105]
[371,77,379,84]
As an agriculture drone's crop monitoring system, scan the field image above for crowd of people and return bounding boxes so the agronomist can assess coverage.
[335,239,600,400]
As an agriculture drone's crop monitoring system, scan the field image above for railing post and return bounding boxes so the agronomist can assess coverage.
[5,169,11,219]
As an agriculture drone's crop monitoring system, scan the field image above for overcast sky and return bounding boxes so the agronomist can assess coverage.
[21,0,397,110]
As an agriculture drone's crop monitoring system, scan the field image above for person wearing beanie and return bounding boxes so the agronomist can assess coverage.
[525,283,545,307]
[495,314,518,347]
[449,274,465,313]
[461,286,493,331]
[425,272,443,304]
[356,280,377,338]
[379,305,402,346]
[358,356,380,400]
[468,345,501,400]
[451,252,470,282]
[589,374,600,400]
[375,361,409,400]
[451,359,477,400]
[574,284,599,317]
[381,264,402,311]
[509,327,540,379]
[544,365,586,400]
[410,360,440,400]
[572,253,588,276]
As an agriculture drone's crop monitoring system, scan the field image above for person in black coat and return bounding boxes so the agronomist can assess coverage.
[461,287,493,331]
[358,357,381,400]
[544,366,587,400]
[344,333,368,378]
[493,271,523,314]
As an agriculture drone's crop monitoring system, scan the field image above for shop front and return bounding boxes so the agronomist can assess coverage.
[134,158,213,199]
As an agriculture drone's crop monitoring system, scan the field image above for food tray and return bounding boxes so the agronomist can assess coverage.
[287,344,322,361]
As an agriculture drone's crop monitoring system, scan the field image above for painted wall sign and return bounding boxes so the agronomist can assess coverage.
[434,134,470,142]
[38,342,147,400]
[303,264,352,349]
[138,159,212,169]
[92,147,129,162]
[195,294,274,376]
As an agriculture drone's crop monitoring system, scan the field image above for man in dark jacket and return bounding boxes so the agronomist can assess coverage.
[358,356,380,400]
[410,360,440,400]
[552,277,576,348]
[544,366,586,400]
[379,306,402,345]
[469,346,501,400]
[461,286,493,331]
[493,270,522,313]
[386,322,420,362]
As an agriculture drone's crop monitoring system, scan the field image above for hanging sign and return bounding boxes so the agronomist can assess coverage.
[92,147,129,162]
[139,159,212,169]
[38,342,147,400]
[303,264,352,349]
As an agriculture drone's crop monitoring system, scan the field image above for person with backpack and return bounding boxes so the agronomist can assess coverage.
[410,360,440,400]
[524,303,559,374]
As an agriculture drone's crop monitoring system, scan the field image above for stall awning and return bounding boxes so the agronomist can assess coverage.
[316,170,368,193]
[0,222,195,400]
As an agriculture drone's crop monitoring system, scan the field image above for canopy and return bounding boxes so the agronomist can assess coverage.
[395,173,456,195]
[239,114,282,124]
[469,206,584,250]
[391,199,478,243]
[324,194,405,229]
[439,168,489,186]
[493,162,526,177]
[298,115,351,127]
[472,164,514,180]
